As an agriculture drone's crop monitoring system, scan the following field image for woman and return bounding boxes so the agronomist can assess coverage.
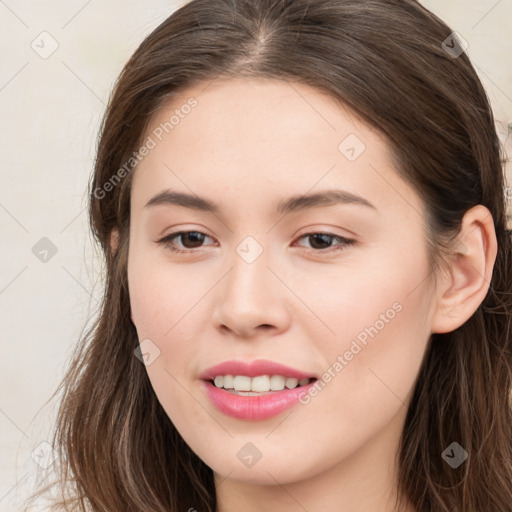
[33,0,512,510]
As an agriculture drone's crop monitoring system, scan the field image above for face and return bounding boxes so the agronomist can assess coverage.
[127,77,438,487]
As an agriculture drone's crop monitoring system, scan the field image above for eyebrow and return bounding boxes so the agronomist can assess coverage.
[144,189,376,215]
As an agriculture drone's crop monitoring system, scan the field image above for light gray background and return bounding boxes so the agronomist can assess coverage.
[1,1,511,509]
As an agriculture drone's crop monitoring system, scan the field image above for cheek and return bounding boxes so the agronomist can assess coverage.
[299,235,430,370]
[128,249,206,335]
[292,232,431,341]
[313,243,433,416]
[127,253,213,394]
[128,257,205,426]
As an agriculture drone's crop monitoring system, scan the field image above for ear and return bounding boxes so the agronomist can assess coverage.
[431,205,498,334]
[109,227,135,323]
[109,227,120,253]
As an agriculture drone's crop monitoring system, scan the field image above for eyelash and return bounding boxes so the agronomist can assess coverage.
[157,230,357,256]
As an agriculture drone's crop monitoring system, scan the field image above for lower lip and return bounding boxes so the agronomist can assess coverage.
[201,379,317,421]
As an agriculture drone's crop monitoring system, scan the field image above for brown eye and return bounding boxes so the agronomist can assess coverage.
[157,230,356,255]
[294,232,357,254]
[158,231,214,253]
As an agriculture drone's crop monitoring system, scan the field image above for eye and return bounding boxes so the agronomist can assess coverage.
[156,230,357,255]
[157,231,215,253]
[293,232,357,254]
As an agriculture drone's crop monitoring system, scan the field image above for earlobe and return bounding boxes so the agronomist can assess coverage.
[110,227,120,253]
[431,205,497,334]
[108,227,135,324]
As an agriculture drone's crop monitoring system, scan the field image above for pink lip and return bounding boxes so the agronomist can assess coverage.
[199,359,317,381]
[201,379,317,421]
[199,359,318,421]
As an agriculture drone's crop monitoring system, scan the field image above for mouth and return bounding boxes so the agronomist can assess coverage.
[201,375,319,420]
[206,375,318,396]
[199,359,320,419]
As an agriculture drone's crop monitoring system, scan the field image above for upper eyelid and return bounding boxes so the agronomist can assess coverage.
[159,229,356,249]
[160,229,352,240]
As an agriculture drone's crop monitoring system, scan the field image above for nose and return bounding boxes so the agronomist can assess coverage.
[211,249,291,339]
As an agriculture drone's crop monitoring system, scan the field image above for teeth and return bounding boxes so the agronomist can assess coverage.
[212,375,312,392]
[251,375,270,392]
[233,375,251,391]
[270,375,285,391]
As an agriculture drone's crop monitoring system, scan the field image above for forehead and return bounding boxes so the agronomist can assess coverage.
[129,77,422,221]
[141,77,368,150]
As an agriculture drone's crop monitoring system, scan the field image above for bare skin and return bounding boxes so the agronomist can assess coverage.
[119,77,497,511]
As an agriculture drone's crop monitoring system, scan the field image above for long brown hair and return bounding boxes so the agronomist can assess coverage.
[32,0,512,510]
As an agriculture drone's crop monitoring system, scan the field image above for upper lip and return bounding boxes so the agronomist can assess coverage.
[199,359,318,381]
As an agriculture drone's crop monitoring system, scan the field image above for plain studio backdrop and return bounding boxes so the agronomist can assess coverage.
[1,0,511,509]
